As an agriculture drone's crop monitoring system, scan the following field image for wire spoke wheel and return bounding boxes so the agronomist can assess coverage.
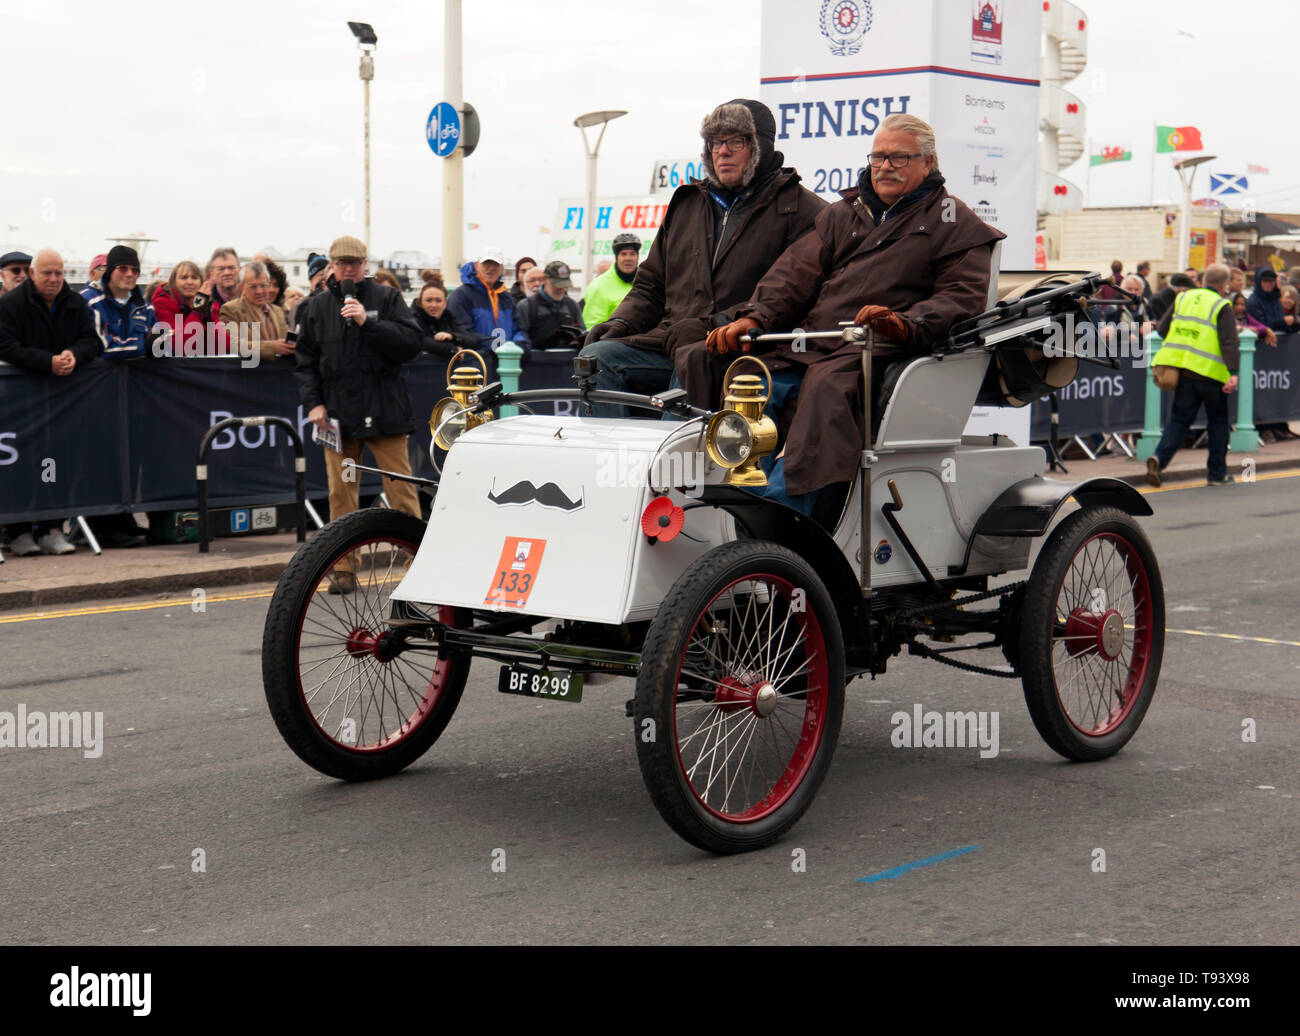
[636,541,844,854]
[1020,506,1164,761]
[263,508,470,780]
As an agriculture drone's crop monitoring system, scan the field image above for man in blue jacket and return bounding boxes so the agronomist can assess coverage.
[1246,267,1295,333]
[446,248,522,378]
[83,245,156,358]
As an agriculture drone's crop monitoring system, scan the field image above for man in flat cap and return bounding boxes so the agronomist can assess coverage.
[294,236,425,593]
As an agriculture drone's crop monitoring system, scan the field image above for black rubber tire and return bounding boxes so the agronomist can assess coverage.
[1019,506,1165,761]
[262,508,470,780]
[635,540,845,854]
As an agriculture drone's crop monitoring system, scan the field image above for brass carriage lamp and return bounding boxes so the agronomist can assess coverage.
[707,358,778,487]
[430,349,494,450]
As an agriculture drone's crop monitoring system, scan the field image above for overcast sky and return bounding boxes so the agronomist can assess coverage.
[1,0,1295,273]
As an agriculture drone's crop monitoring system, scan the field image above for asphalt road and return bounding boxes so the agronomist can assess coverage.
[1,474,1297,945]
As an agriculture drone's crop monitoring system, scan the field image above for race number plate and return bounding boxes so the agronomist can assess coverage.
[485,536,547,609]
[497,664,583,704]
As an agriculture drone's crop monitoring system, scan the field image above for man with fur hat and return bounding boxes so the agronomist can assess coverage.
[699,113,1004,515]
[578,98,825,417]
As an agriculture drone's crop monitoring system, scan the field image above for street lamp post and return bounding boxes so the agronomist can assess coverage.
[443,0,463,276]
[348,21,378,251]
[1173,153,1216,272]
[574,110,627,289]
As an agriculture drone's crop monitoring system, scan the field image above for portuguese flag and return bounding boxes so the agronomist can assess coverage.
[1156,125,1204,153]
[1091,145,1133,166]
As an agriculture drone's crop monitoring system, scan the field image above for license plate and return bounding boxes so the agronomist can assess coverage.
[497,664,583,703]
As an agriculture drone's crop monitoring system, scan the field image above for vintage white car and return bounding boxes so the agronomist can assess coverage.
[262,273,1165,854]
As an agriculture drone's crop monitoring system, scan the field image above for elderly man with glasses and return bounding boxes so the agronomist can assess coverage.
[578,98,825,417]
[696,113,1004,517]
[0,250,32,296]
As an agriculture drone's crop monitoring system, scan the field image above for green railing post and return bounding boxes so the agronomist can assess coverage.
[1229,330,1258,453]
[496,341,524,418]
[1136,330,1164,462]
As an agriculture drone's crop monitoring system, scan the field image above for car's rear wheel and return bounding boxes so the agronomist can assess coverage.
[1019,506,1164,761]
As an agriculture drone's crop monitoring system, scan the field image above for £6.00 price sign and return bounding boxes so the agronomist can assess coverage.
[648,158,708,195]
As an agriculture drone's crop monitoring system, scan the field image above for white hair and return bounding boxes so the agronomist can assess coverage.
[879,113,940,172]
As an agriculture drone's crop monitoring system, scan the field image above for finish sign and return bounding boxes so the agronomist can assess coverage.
[427,102,460,157]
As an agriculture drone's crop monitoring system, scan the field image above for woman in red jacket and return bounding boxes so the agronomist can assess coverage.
[152,260,229,355]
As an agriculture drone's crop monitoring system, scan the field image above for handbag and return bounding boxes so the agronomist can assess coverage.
[1152,365,1180,391]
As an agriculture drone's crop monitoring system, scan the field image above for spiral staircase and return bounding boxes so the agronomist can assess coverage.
[1038,0,1088,215]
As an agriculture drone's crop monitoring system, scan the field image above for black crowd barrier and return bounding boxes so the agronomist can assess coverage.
[3,336,1297,526]
[1026,333,1300,440]
[0,356,446,525]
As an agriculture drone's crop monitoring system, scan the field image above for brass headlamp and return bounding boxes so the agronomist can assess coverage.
[430,349,494,450]
[706,356,779,487]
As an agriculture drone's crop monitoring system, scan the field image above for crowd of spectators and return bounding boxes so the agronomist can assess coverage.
[0,233,646,557]
[1087,257,1300,446]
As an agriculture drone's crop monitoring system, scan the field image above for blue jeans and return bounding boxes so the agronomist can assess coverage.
[744,369,822,517]
[576,339,674,418]
[1154,373,1230,481]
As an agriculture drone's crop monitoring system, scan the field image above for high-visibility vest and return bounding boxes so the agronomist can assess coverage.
[1151,288,1231,383]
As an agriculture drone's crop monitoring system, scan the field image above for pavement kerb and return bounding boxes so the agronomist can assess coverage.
[0,554,297,612]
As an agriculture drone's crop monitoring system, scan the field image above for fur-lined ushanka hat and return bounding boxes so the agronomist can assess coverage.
[700,99,778,189]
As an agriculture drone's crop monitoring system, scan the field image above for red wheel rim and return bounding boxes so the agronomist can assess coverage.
[294,536,456,752]
[671,574,829,822]
[1049,532,1155,736]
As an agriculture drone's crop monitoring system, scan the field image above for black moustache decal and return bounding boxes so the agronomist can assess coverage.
[488,479,584,511]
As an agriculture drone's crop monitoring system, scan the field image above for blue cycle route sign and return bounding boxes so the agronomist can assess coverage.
[427,102,461,157]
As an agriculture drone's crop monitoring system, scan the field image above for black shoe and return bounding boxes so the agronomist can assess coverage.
[329,571,357,595]
[1145,457,1162,487]
[1206,475,1236,487]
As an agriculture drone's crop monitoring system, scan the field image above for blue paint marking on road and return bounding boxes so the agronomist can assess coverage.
[858,845,978,883]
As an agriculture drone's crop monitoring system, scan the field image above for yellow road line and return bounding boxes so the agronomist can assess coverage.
[0,572,408,624]
[0,588,275,624]
[1165,627,1300,648]
[1137,467,1300,495]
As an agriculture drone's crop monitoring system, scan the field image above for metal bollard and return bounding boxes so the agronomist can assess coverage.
[1136,331,1164,462]
[196,416,307,553]
[496,341,524,418]
[1229,330,1258,453]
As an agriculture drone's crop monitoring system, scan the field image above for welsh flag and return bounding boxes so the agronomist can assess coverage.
[1156,125,1204,153]
[1090,145,1133,166]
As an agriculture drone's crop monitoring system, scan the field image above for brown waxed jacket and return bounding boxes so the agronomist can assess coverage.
[607,169,826,357]
[736,179,1005,495]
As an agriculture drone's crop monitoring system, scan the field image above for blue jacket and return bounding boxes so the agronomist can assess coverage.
[1246,268,1288,332]
[84,279,156,358]
[446,261,524,352]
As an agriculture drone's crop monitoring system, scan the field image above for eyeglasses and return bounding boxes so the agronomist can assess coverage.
[116,266,140,274]
[2,265,28,274]
[709,136,750,154]
[867,152,925,170]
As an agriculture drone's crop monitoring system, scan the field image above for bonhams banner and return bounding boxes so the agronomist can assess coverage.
[759,0,1040,268]
[0,358,447,525]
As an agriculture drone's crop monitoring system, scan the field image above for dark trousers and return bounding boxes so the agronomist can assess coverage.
[1154,373,1230,481]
